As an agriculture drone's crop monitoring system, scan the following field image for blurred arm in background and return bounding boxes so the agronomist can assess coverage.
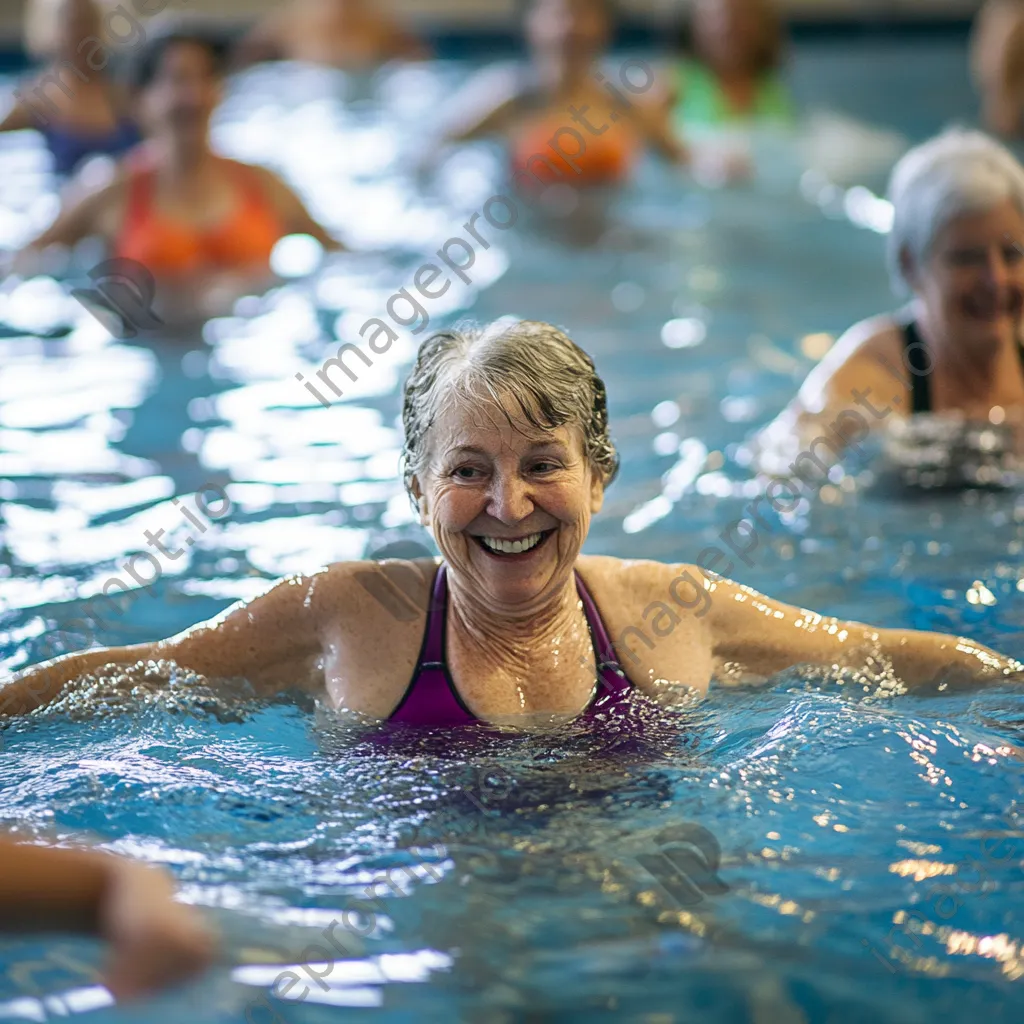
[0,840,215,1001]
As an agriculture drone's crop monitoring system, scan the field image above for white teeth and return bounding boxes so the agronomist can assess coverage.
[480,532,544,554]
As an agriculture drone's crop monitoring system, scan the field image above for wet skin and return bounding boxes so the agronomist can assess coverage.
[3,394,1023,729]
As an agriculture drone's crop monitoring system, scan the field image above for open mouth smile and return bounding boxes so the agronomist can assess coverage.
[474,530,555,558]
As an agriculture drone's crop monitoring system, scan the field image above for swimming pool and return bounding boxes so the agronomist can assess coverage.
[2,37,1024,1023]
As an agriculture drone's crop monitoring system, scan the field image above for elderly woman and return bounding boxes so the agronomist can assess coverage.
[1,321,1021,727]
[758,129,1024,462]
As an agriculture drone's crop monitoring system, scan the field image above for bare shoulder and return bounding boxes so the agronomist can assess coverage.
[224,157,277,186]
[236,161,295,206]
[795,313,907,409]
[310,558,438,626]
[813,313,900,378]
[576,555,712,628]
[311,559,438,713]
[576,556,714,693]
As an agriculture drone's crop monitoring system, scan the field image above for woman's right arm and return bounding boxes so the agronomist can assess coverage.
[0,568,339,718]
[11,179,123,275]
[437,64,523,144]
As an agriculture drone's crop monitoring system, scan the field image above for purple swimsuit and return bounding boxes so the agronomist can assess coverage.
[388,565,634,727]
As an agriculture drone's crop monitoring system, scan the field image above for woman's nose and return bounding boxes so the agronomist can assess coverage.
[487,475,535,524]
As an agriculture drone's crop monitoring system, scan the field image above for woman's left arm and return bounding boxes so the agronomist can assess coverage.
[699,570,1023,691]
[625,94,690,166]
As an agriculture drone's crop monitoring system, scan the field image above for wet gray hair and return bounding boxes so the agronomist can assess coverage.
[401,319,619,496]
[887,128,1024,294]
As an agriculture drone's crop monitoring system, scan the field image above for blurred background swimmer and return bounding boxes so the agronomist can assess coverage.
[972,0,1024,137]
[667,0,792,133]
[13,26,343,322]
[0,839,215,1001]
[0,0,140,178]
[439,0,688,193]
[235,0,428,70]
[756,129,1024,483]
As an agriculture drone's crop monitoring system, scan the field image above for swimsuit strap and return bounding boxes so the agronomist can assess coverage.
[389,566,633,726]
[421,561,448,666]
[388,564,477,726]
[903,320,932,414]
[574,571,631,701]
[124,160,153,225]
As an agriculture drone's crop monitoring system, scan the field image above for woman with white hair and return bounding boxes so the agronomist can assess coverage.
[760,129,1024,456]
[2,320,1021,727]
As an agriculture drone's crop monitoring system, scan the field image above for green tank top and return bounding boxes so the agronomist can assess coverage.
[673,59,793,130]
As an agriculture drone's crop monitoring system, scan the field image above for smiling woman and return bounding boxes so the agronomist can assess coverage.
[758,128,1024,462]
[3,318,1024,731]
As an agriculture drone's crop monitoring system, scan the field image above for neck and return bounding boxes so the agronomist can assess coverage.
[446,568,590,674]
[535,54,593,96]
[154,134,213,179]
[917,306,1019,393]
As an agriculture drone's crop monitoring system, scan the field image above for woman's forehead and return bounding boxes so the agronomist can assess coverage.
[429,399,575,452]
[934,198,1024,247]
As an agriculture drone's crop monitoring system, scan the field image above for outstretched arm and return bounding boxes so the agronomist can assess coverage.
[436,64,524,145]
[0,840,215,1000]
[13,178,122,274]
[624,89,689,166]
[257,168,346,251]
[0,571,332,718]
[701,570,1022,691]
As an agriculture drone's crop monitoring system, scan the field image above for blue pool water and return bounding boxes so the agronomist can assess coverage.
[2,38,1024,1023]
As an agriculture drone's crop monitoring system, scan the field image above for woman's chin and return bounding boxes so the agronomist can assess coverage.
[467,543,565,601]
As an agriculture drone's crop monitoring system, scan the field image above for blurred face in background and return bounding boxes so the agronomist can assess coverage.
[910,200,1024,356]
[138,42,223,146]
[526,0,610,76]
[693,0,775,75]
[54,0,100,63]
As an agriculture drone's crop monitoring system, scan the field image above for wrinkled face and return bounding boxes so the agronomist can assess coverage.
[413,395,604,609]
[527,0,609,65]
[910,199,1024,351]
[693,0,765,72]
[138,42,222,139]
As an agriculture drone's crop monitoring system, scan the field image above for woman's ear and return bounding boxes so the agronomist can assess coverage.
[410,479,430,526]
[899,244,918,291]
[589,472,605,514]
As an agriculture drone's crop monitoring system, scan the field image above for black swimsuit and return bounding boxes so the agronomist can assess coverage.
[903,320,1024,413]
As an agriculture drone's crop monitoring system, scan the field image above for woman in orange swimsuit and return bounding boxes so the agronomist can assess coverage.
[441,0,687,191]
[18,27,341,315]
